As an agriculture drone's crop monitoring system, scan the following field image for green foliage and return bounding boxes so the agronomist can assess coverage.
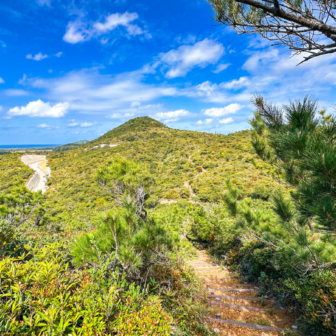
[96,158,152,191]
[251,95,336,231]
[0,242,175,336]
[0,116,298,335]
[113,296,173,335]
[53,140,89,152]
[71,204,176,282]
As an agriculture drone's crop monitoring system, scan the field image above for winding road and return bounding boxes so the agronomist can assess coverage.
[21,155,50,194]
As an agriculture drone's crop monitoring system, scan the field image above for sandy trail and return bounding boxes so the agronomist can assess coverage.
[21,155,50,193]
[189,251,297,335]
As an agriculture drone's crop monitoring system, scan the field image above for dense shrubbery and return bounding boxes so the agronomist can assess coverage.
[189,97,336,335]
[0,243,174,335]
[0,154,209,335]
[4,111,336,334]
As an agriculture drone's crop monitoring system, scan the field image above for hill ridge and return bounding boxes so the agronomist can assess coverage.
[92,116,166,144]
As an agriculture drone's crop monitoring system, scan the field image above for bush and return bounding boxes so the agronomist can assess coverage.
[113,296,173,335]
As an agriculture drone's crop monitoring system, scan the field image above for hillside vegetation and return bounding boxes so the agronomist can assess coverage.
[1,114,334,335]
[43,117,283,233]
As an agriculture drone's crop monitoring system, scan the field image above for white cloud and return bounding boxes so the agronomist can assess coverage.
[68,122,78,127]
[213,63,230,73]
[26,53,48,61]
[219,117,233,124]
[63,21,89,44]
[223,77,249,90]
[134,103,163,111]
[5,89,28,96]
[160,39,224,78]
[110,113,134,119]
[18,74,27,85]
[0,106,3,111]
[155,109,189,120]
[243,49,278,72]
[37,124,50,128]
[63,12,146,44]
[203,104,242,117]
[164,118,179,123]
[197,118,213,125]
[94,12,142,35]
[8,100,69,118]
[55,52,63,57]
[0,77,4,83]
[80,122,94,127]
[30,69,178,113]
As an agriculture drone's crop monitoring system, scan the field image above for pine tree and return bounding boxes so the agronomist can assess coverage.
[250,96,336,232]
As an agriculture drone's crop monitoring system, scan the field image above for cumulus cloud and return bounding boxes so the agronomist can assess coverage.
[213,63,230,73]
[197,118,213,125]
[26,53,48,61]
[80,122,94,127]
[131,102,141,108]
[63,12,147,44]
[219,117,233,124]
[0,77,4,84]
[37,124,50,128]
[160,39,224,78]
[5,89,28,96]
[203,104,242,117]
[155,109,189,122]
[63,21,89,44]
[223,77,249,90]
[94,12,142,35]
[55,52,63,57]
[110,113,134,119]
[29,69,178,113]
[8,100,69,118]
[18,74,27,85]
[68,122,78,127]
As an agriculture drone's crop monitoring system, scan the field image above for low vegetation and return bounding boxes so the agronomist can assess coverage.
[0,107,335,335]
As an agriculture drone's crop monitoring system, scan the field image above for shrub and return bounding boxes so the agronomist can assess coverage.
[113,296,173,335]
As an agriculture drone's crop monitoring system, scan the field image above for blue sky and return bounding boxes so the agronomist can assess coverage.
[1,0,336,145]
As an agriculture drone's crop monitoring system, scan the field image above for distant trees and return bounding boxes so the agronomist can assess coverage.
[207,0,336,63]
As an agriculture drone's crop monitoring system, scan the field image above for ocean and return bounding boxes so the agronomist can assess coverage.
[0,145,61,149]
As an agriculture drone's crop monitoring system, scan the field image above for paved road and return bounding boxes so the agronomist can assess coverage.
[21,155,50,193]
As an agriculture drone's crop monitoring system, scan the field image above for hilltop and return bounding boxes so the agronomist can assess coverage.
[39,117,283,232]
[92,116,166,144]
[2,116,307,336]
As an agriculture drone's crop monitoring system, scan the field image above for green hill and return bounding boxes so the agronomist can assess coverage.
[4,116,328,335]
[43,117,282,232]
[53,140,89,152]
[93,116,166,143]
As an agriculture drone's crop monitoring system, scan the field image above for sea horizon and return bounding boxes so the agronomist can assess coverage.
[0,144,62,149]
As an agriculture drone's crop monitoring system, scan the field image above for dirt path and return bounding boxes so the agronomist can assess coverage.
[189,251,297,335]
[21,155,50,194]
[184,180,197,198]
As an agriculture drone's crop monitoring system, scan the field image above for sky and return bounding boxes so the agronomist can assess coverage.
[1,0,336,145]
